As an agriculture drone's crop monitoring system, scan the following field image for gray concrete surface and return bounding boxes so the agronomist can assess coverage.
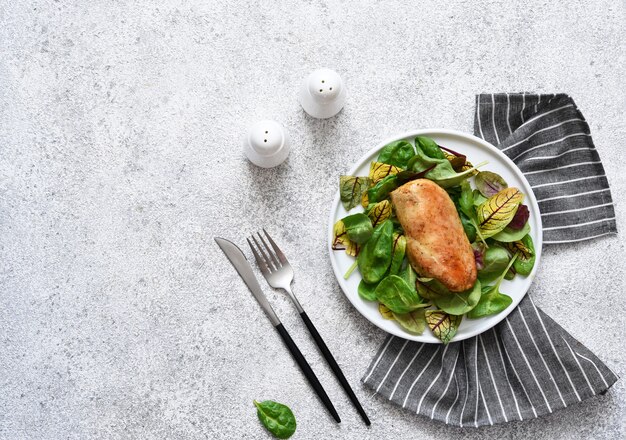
[1,1,624,439]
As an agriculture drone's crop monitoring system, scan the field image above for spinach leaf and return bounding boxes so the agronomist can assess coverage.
[457,181,486,244]
[399,264,418,293]
[393,308,426,334]
[473,189,487,206]
[458,210,477,242]
[389,233,407,275]
[434,280,482,315]
[254,400,296,439]
[339,176,370,211]
[367,174,398,203]
[415,136,445,159]
[478,246,510,284]
[358,279,379,301]
[409,147,487,188]
[377,140,416,168]
[375,275,422,314]
[475,171,508,197]
[492,221,530,243]
[341,213,373,244]
[357,220,394,284]
[505,234,536,275]
[426,311,462,344]
[416,277,450,300]
[468,253,518,319]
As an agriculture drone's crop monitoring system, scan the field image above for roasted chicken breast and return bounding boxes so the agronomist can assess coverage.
[390,179,477,292]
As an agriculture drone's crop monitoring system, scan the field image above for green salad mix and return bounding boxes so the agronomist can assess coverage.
[332,136,536,343]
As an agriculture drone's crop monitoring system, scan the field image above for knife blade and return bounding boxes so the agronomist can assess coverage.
[214,237,280,326]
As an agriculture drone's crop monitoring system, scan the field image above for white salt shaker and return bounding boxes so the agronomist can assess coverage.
[299,69,346,119]
[243,120,290,168]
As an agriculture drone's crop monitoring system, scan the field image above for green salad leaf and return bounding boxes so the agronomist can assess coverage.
[358,279,379,301]
[377,140,416,168]
[341,213,373,244]
[332,220,358,257]
[468,253,518,319]
[492,221,530,242]
[357,220,394,283]
[367,174,399,203]
[254,400,296,439]
[475,171,508,197]
[505,234,536,275]
[366,200,392,228]
[375,275,422,314]
[369,161,401,184]
[477,187,524,238]
[393,308,426,334]
[426,311,462,344]
[389,233,407,275]
[379,303,394,319]
[415,136,446,159]
[434,280,482,315]
[339,176,370,211]
[478,246,510,284]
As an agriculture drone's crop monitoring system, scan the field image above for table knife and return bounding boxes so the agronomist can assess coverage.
[214,237,341,423]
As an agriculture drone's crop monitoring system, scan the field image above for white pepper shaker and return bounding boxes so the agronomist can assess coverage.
[243,120,290,168]
[299,68,346,119]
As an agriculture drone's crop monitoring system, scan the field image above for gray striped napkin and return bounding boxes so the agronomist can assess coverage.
[361,94,618,427]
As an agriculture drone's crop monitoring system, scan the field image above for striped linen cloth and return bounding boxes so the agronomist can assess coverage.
[361,94,618,427]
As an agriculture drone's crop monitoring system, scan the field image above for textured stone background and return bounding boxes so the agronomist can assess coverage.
[1,1,624,439]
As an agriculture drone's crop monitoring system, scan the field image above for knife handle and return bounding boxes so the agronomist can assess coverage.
[274,323,341,423]
[300,311,371,426]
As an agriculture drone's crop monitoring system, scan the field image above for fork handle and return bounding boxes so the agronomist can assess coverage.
[274,323,341,423]
[300,312,371,426]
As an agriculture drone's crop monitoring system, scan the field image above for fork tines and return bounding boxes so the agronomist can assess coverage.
[247,229,288,274]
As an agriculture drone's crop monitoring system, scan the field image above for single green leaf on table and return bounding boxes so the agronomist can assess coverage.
[379,303,395,320]
[332,220,359,257]
[478,246,510,284]
[369,161,401,184]
[468,253,519,319]
[505,234,536,275]
[253,400,297,439]
[434,279,482,315]
[475,171,508,197]
[377,140,416,168]
[393,308,426,334]
[339,175,370,211]
[492,221,530,242]
[389,233,407,275]
[367,174,399,203]
[358,279,379,301]
[367,199,392,228]
[357,220,394,283]
[426,310,462,344]
[477,187,524,238]
[341,213,373,244]
[375,275,423,314]
[415,136,446,159]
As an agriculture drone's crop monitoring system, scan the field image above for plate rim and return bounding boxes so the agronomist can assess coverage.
[327,128,543,343]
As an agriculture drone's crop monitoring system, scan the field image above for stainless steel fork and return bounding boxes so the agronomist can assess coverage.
[247,229,371,426]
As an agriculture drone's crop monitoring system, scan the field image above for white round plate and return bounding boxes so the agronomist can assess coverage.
[328,129,542,343]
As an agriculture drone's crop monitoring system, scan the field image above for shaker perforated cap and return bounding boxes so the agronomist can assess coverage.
[299,69,346,119]
[243,120,290,168]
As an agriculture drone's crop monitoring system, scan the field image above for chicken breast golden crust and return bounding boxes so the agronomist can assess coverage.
[390,179,477,292]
